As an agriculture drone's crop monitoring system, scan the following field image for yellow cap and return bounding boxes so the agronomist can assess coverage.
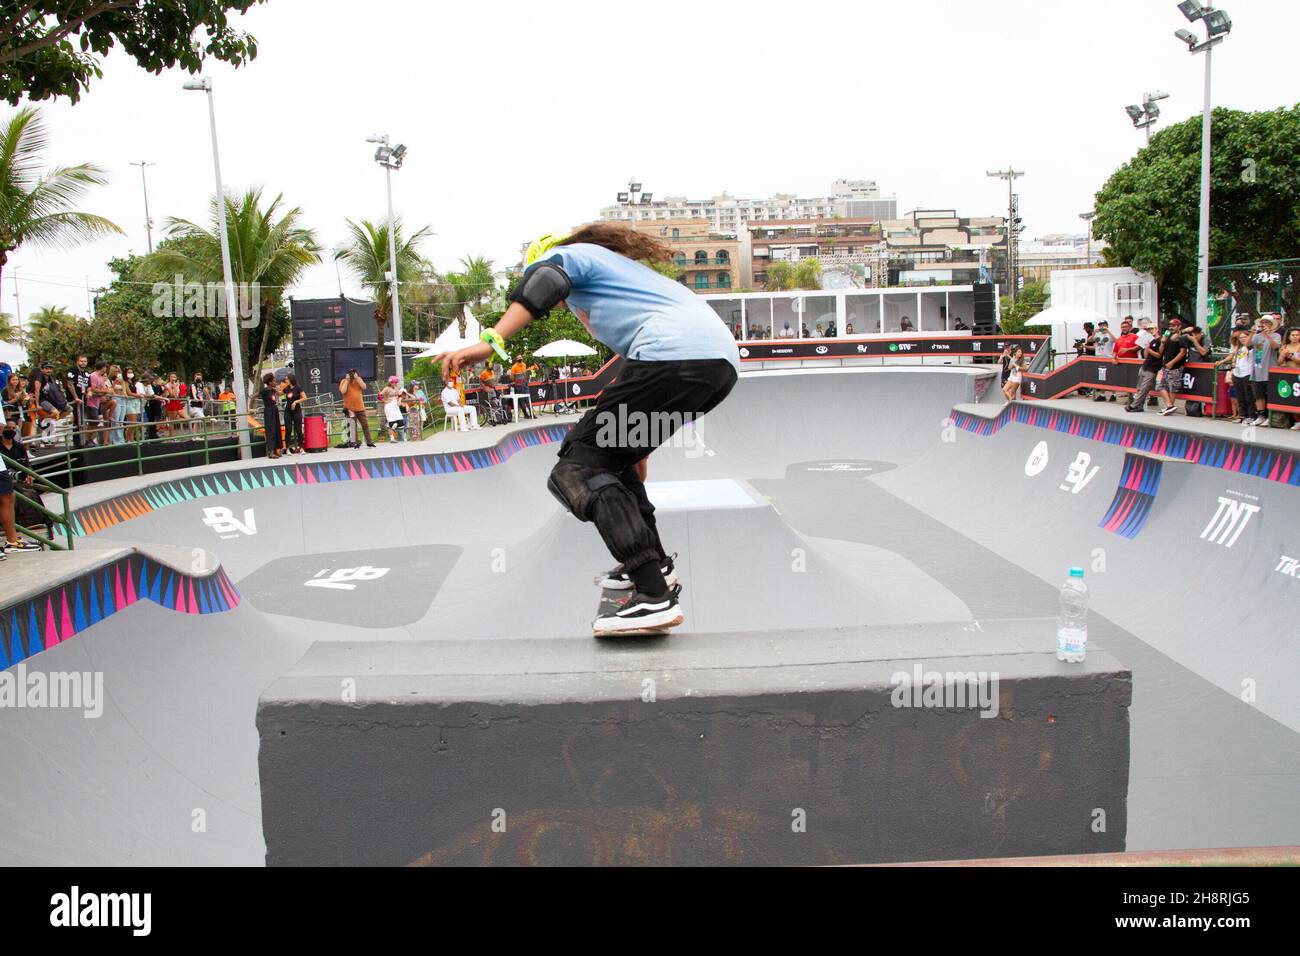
[525,232,569,266]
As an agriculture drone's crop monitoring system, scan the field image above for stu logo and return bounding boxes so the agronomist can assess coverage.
[202,505,257,539]
[50,886,151,936]
[1200,495,1260,548]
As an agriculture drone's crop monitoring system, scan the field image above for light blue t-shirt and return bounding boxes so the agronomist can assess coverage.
[537,243,740,372]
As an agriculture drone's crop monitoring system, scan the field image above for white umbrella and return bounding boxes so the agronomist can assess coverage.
[533,339,596,358]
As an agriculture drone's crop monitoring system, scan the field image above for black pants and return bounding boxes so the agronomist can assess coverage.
[551,358,738,587]
[285,406,304,448]
[264,403,282,453]
[344,408,373,445]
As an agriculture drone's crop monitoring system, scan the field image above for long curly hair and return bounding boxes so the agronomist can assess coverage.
[558,223,672,265]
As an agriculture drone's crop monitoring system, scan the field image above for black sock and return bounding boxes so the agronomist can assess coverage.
[630,560,668,597]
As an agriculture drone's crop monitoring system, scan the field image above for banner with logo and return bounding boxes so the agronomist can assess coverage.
[1021,357,1217,403]
[736,335,1047,362]
[1269,367,1300,414]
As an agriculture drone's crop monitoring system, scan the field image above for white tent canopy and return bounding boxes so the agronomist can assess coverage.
[533,339,597,359]
[1025,304,1109,360]
[415,305,483,358]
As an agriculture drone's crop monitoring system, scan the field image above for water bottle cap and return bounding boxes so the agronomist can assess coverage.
[1069,567,1085,578]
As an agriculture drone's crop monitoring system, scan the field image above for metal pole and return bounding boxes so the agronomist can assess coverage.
[385,161,404,380]
[132,161,155,254]
[11,268,21,346]
[202,82,251,461]
[1008,177,1015,304]
[1194,43,1213,333]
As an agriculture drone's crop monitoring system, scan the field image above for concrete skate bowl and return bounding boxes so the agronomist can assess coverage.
[0,366,1294,866]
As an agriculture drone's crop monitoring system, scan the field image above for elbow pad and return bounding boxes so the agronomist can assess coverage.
[510,260,572,318]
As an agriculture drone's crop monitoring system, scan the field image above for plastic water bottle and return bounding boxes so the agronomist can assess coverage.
[1057,567,1089,663]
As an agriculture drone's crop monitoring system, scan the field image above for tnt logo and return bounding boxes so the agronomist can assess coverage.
[1200,496,1260,548]
[202,506,256,539]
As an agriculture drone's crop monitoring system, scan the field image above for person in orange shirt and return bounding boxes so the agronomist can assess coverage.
[338,368,376,448]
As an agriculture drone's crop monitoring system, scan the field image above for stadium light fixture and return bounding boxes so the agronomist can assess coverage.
[1205,9,1232,36]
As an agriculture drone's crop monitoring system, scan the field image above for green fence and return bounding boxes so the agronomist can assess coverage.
[1208,258,1299,346]
[2,451,75,550]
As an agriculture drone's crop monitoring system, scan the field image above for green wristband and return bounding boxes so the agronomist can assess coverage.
[480,328,509,362]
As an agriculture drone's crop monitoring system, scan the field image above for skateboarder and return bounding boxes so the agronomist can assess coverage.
[438,224,739,634]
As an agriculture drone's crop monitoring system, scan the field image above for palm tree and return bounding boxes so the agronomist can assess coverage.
[139,188,321,379]
[0,106,122,304]
[334,217,431,380]
[458,255,496,310]
[0,310,17,344]
[27,304,78,334]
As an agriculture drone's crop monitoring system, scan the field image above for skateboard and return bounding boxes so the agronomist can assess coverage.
[592,586,683,637]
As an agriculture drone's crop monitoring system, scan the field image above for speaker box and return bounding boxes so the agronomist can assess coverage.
[973,282,997,333]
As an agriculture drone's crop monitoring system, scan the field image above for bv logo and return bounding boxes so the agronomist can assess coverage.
[1059,451,1100,494]
[1097,367,1107,382]
[1200,496,1260,548]
[202,506,256,539]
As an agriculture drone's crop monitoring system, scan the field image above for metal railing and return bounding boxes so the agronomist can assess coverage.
[2,451,75,550]
[25,397,456,490]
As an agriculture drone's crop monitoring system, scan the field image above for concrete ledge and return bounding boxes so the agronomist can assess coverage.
[258,622,1132,866]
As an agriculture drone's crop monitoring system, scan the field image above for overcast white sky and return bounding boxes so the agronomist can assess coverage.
[5,0,1297,320]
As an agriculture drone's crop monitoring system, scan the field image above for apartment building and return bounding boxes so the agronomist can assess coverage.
[627,219,741,291]
[879,209,1006,287]
[599,179,897,234]
[746,218,884,290]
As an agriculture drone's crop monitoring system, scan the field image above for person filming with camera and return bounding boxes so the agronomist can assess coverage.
[338,368,376,448]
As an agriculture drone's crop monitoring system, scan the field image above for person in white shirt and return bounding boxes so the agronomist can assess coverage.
[440,383,479,430]
[1091,320,1117,402]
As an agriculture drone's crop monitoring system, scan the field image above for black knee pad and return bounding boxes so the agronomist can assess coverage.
[547,460,621,522]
